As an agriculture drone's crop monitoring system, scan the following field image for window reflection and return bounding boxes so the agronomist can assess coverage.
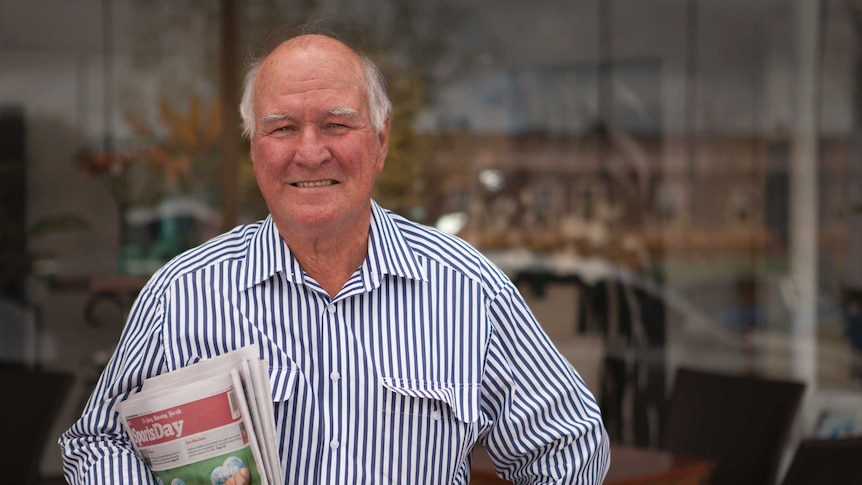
[3,0,862,477]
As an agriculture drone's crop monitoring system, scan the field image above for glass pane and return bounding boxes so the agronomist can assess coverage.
[5,0,862,478]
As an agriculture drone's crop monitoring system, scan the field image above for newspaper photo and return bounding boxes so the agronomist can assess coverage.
[116,345,282,485]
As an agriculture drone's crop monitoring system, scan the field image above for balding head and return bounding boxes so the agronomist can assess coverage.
[240,34,391,138]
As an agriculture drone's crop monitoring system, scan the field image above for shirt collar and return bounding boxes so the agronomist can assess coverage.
[241,201,426,291]
[364,201,427,285]
[241,215,293,290]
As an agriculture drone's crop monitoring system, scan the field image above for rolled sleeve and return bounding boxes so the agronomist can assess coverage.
[59,286,168,485]
[479,285,610,484]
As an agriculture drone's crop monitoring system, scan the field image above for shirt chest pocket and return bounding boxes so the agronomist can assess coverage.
[270,364,298,403]
[378,378,481,479]
[380,377,480,427]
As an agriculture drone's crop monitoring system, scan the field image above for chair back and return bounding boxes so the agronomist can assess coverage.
[0,363,74,485]
[780,436,862,485]
[662,367,805,485]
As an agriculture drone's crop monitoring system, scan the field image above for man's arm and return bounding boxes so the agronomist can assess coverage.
[59,286,168,485]
[479,284,610,484]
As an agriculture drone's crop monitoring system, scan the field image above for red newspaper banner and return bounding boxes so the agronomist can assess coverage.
[126,390,240,447]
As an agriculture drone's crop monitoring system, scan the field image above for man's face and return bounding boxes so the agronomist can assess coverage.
[250,37,389,236]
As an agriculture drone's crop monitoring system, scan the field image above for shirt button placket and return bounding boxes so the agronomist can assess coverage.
[324,302,342,465]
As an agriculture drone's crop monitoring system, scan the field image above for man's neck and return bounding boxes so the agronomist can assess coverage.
[275,212,372,298]
[293,235,368,298]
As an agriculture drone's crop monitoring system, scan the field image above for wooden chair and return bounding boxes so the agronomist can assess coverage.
[779,436,862,485]
[661,367,805,485]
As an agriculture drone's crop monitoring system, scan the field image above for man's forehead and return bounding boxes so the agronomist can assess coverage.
[257,45,364,94]
[253,35,370,126]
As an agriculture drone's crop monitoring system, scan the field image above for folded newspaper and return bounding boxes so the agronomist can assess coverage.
[116,345,283,485]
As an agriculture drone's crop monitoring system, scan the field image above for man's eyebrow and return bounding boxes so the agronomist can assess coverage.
[329,107,360,118]
[261,112,294,125]
[260,108,358,123]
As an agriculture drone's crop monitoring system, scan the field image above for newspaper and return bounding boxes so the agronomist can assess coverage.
[116,345,282,485]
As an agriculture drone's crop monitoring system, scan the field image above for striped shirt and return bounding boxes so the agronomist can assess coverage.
[59,201,610,484]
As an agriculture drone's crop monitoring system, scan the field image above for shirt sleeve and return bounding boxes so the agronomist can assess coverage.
[58,285,168,485]
[478,284,611,484]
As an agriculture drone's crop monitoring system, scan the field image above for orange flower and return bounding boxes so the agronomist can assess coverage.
[74,95,223,207]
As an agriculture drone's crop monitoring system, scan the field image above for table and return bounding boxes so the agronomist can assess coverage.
[472,444,713,485]
[603,445,713,485]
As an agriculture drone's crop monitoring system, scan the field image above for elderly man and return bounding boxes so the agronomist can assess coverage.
[60,32,610,484]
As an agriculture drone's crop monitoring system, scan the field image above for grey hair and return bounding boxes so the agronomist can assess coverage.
[239,46,392,138]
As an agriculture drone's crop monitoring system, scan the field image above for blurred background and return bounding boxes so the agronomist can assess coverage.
[2,0,862,482]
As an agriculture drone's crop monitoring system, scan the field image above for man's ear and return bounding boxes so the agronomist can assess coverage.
[377,115,391,167]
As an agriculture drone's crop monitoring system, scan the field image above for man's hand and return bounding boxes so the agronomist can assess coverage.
[224,467,251,485]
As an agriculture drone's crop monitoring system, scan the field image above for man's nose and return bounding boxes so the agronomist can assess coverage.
[294,127,331,166]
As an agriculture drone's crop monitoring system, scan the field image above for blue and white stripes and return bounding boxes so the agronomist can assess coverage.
[59,201,609,484]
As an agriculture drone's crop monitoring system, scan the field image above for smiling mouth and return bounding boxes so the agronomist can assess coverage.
[292,180,337,188]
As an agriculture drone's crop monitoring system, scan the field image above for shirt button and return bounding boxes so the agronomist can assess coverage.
[330,371,341,381]
[330,439,339,449]
[431,410,441,420]
[327,305,336,314]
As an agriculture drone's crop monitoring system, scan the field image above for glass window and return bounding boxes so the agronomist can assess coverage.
[4,0,862,477]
